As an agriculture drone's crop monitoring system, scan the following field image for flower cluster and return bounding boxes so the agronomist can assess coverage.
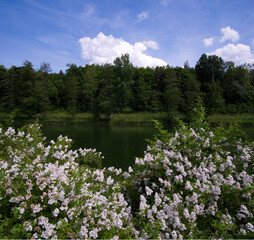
[124,121,254,239]
[0,124,136,239]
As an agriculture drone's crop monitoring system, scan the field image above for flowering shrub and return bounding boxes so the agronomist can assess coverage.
[124,104,254,239]
[0,104,253,239]
[0,124,137,239]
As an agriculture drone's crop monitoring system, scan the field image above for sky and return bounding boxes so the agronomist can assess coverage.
[1,0,254,72]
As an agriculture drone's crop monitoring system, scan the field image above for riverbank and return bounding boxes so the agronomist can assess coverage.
[0,111,168,125]
[206,113,254,126]
[0,111,254,126]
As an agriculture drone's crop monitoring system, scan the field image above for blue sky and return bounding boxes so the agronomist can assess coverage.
[1,0,254,72]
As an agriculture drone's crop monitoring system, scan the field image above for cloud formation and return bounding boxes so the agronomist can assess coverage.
[137,11,149,21]
[79,32,167,67]
[203,26,239,47]
[143,41,159,50]
[208,43,254,65]
[204,26,254,65]
[220,26,239,43]
[203,37,214,47]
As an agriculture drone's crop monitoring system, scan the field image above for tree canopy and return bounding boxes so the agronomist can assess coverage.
[0,54,253,121]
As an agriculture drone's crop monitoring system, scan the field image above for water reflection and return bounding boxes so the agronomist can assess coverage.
[42,125,254,171]
[42,125,157,170]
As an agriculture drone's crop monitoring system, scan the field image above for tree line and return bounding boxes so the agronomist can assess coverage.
[0,53,253,122]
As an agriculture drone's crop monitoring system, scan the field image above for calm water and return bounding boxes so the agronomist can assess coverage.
[42,125,157,170]
[42,125,254,171]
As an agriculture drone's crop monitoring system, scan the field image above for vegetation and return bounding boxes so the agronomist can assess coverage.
[0,111,168,125]
[0,104,253,239]
[206,113,254,125]
[1,111,254,126]
[0,54,253,124]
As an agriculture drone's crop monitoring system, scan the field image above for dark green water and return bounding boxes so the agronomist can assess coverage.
[42,125,254,171]
[42,125,157,170]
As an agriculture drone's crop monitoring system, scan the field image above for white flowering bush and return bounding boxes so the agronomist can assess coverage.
[123,104,254,239]
[0,123,137,239]
[0,103,253,239]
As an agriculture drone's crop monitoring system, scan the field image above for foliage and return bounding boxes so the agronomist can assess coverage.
[1,53,253,122]
[113,54,134,112]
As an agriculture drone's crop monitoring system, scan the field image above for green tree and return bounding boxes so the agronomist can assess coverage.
[175,66,200,121]
[18,61,39,118]
[0,65,9,111]
[36,62,56,118]
[92,64,114,120]
[65,64,78,118]
[195,54,225,113]
[50,71,65,109]
[223,64,254,112]
[195,54,225,85]
[132,67,152,111]
[152,66,166,112]
[203,82,225,113]
[113,54,134,112]
[0,65,24,112]
[80,64,98,112]
[162,67,182,124]
[249,64,254,87]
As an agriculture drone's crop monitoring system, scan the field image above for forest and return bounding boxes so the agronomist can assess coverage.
[0,53,253,123]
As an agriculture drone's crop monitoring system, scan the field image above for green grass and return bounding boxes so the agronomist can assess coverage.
[110,112,167,124]
[206,113,254,125]
[0,111,254,125]
[36,111,94,123]
[0,111,167,125]
[36,111,167,124]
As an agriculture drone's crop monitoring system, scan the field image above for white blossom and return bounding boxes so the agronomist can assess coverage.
[145,186,153,196]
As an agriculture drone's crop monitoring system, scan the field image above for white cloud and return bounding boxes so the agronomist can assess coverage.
[79,32,167,67]
[220,26,239,43]
[203,37,214,47]
[137,11,149,21]
[143,41,159,50]
[208,43,254,65]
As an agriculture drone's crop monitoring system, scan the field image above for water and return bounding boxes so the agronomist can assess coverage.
[42,125,254,171]
[42,125,157,170]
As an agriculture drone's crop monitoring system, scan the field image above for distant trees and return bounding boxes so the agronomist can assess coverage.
[81,64,98,111]
[19,61,39,118]
[0,65,12,110]
[175,66,200,120]
[92,64,114,120]
[195,54,225,114]
[113,54,134,113]
[0,53,253,122]
[223,64,254,112]
[37,62,55,119]
[132,67,152,111]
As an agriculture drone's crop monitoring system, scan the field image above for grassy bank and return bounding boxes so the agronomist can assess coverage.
[0,111,254,125]
[0,111,168,125]
[206,113,254,125]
